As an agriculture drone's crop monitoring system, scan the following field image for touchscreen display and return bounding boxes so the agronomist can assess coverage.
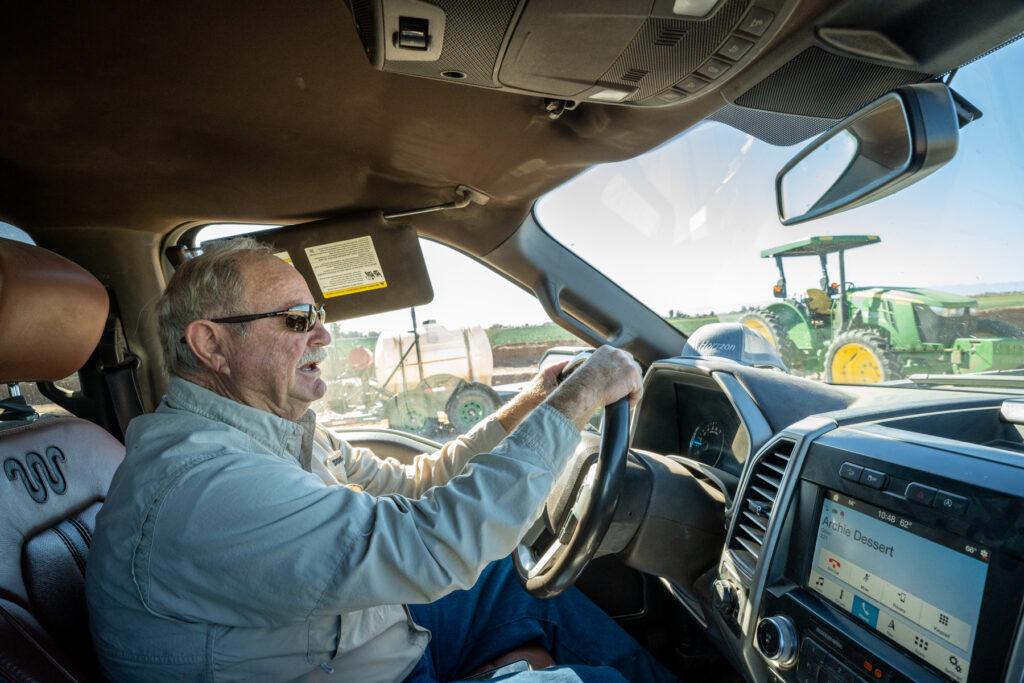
[808,490,989,683]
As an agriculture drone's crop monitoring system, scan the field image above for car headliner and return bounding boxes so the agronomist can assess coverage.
[0,0,833,256]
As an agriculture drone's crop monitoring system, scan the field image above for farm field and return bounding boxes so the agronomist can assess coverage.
[331,316,721,359]
[975,291,1024,309]
[320,295,1024,434]
[329,292,1024,376]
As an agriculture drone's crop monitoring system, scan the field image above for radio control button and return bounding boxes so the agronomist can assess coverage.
[819,656,859,683]
[906,483,937,506]
[839,461,863,481]
[797,639,825,682]
[755,615,799,669]
[860,468,887,489]
[933,490,968,515]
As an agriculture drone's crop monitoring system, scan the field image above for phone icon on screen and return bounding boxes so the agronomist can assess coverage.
[827,557,842,571]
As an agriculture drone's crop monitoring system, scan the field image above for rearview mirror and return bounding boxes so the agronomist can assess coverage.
[776,83,959,226]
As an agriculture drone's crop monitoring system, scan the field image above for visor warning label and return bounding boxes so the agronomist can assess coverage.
[305,236,388,298]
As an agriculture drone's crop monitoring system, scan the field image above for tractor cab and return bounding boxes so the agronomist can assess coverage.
[761,234,880,329]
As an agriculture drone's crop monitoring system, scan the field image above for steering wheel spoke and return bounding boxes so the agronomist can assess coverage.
[514,399,630,598]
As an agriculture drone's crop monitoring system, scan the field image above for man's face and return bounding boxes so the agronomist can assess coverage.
[220,254,332,420]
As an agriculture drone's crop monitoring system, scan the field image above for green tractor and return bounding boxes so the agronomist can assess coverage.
[738,235,1024,384]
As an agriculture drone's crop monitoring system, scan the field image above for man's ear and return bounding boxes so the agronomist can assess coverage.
[184,320,232,376]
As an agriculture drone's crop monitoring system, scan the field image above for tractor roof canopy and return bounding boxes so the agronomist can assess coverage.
[761,235,880,259]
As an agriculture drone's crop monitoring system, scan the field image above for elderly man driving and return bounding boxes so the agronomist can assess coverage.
[86,238,676,682]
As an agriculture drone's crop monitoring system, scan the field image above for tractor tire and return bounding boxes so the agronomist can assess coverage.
[739,309,800,370]
[825,329,903,385]
[973,318,1024,338]
[446,381,501,434]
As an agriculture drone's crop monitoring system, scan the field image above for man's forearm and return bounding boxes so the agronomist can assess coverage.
[493,379,548,432]
[492,346,640,433]
[494,372,593,433]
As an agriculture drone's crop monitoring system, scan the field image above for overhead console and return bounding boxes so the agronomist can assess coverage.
[344,0,791,108]
[345,0,1024,146]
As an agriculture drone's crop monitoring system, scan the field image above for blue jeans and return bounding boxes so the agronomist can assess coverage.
[404,558,678,682]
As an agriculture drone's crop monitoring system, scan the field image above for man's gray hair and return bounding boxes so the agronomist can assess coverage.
[157,237,275,376]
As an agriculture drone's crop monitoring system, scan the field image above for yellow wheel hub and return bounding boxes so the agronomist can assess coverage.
[830,342,883,384]
[743,319,775,346]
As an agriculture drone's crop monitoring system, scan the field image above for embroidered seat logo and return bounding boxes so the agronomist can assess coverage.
[4,447,68,503]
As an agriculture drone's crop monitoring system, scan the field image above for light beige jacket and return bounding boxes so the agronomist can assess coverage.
[87,377,580,682]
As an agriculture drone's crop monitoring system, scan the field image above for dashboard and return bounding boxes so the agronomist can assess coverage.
[675,383,749,477]
[627,358,1024,683]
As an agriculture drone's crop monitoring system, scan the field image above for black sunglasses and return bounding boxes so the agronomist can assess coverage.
[181,303,326,342]
[211,303,326,332]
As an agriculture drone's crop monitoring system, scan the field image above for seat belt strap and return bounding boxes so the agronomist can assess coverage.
[96,313,145,436]
[100,355,145,435]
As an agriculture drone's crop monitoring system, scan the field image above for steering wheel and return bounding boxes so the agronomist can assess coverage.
[513,353,631,598]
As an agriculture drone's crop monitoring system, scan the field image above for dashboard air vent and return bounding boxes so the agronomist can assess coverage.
[729,439,795,571]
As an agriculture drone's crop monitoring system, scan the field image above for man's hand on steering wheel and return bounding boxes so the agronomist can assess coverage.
[545,346,643,429]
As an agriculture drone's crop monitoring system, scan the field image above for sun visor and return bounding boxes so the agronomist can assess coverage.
[222,211,433,322]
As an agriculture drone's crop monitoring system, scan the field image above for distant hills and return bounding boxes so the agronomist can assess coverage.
[930,282,1024,296]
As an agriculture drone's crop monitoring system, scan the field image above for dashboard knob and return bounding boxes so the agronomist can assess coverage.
[755,615,798,669]
[712,579,738,616]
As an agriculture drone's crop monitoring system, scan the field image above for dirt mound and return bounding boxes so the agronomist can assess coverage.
[978,308,1024,327]
[492,367,534,386]
[493,341,566,367]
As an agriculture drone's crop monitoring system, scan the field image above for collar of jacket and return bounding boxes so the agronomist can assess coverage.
[163,376,318,470]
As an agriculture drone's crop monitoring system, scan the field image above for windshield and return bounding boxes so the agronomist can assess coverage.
[536,38,1024,388]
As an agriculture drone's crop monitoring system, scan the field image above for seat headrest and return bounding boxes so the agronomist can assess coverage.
[0,239,109,383]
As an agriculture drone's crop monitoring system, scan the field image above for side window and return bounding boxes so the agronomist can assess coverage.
[320,240,584,438]
[189,225,586,438]
[17,378,79,417]
[0,222,77,417]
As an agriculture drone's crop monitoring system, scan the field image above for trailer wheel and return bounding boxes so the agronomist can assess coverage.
[383,391,432,434]
[446,381,501,433]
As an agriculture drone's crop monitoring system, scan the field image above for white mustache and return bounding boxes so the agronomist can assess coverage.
[299,348,328,366]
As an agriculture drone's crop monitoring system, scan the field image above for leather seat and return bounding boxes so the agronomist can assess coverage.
[0,237,122,682]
